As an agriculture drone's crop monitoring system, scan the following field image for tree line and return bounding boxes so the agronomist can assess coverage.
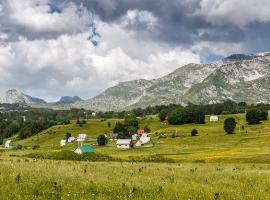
[0,105,94,143]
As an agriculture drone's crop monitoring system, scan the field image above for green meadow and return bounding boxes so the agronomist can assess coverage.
[6,113,270,163]
[1,113,270,199]
[1,159,270,199]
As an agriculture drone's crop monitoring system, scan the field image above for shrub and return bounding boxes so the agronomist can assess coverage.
[25,150,116,162]
[193,110,205,124]
[143,126,151,133]
[97,134,107,146]
[224,117,237,134]
[158,109,167,121]
[32,144,40,150]
[191,129,198,136]
[168,108,193,125]
[260,110,268,121]
[246,109,268,124]
[246,109,261,124]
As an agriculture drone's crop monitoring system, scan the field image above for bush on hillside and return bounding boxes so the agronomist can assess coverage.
[167,108,206,125]
[143,126,151,133]
[167,108,193,125]
[193,110,205,124]
[224,117,237,134]
[97,134,107,146]
[191,129,198,136]
[32,144,40,150]
[260,110,268,121]
[158,109,168,121]
[113,115,139,138]
[246,109,268,124]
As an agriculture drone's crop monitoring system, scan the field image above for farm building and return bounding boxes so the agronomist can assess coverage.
[60,139,67,146]
[135,140,142,147]
[4,140,13,149]
[140,134,151,144]
[132,134,139,141]
[116,139,132,149]
[111,133,118,140]
[77,134,88,142]
[74,146,95,154]
[210,115,219,122]
[68,137,76,143]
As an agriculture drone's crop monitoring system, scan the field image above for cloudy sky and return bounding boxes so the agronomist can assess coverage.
[0,0,270,101]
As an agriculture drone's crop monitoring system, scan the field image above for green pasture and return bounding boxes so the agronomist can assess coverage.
[2,113,270,163]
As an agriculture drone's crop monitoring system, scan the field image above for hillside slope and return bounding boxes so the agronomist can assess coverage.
[76,52,270,111]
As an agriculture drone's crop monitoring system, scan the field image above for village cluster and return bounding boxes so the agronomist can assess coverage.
[57,128,153,154]
[116,129,152,149]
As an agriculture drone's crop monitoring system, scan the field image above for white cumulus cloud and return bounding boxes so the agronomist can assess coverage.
[1,0,93,37]
[0,19,200,100]
[197,0,270,27]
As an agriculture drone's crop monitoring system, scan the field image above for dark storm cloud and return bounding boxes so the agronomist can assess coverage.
[52,0,270,53]
[2,0,270,53]
[66,0,209,46]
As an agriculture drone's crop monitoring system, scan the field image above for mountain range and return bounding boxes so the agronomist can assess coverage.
[0,89,83,106]
[1,52,270,110]
[74,52,270,110]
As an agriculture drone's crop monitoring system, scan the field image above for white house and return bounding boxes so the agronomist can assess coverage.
[135,140,142,147]
[116,139,132,149]
[77,134,88,142]
[4,140,13,149]
[210,115,219,122]
[60,139,67,146]
[68,137,76,143]
[140,136,151,144]
[91,112,96,117]
[132,134,139,141]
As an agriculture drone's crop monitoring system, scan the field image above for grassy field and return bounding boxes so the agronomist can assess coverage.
[0,158,270,200]
[1,113,270,199]
[4,113,270,163]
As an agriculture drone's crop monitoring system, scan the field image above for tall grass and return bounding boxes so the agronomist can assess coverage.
[0,158,270,199]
